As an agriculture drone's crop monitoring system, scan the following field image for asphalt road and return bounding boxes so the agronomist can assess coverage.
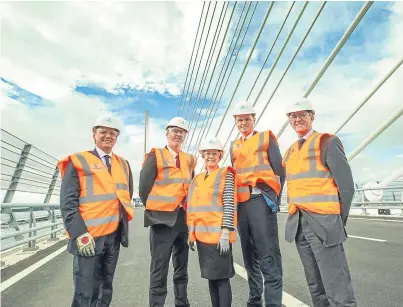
[1,208,402,307]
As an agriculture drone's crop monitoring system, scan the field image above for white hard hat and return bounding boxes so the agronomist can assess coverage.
[166,117,189,132]
[199,137,224,153]
[232,101,256,117]
[286,98,314,115]
[93,114,121,132]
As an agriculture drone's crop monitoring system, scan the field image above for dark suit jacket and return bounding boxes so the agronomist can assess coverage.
[284,133,355,247]
[230,131,286,208]
[60,149,133,255]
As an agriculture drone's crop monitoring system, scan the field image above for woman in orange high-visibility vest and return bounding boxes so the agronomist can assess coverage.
[187,137,237,307]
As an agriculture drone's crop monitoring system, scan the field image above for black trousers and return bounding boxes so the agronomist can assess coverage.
[71,231,121,307]
[208,278,232,307]
[238,195,283,307]
[149,224,190,307]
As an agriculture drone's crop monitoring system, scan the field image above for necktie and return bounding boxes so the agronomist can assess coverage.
[298,138,306,149]
[175,155,180,169]
[104,155,112,174]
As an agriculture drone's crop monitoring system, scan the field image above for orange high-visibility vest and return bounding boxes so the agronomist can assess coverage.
[231,130,281,202]
[144,148,197,211]
[282,131,341,215]
[58,151,134,239]
[187,166,237,244]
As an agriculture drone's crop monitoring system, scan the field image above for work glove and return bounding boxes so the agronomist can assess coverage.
[76,232,95,257]
[188,239,195,251]
[217,230,230,256]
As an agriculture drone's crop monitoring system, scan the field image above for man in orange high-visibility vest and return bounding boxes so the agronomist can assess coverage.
[230,101,285,307]
[282,98,356,307]
[58,114,134,307]
[139,117,197,307]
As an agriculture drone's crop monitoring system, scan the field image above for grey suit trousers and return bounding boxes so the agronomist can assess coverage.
[296,213,356,307]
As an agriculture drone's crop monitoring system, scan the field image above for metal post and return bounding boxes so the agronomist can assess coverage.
[1,144,32,241]
[48,207,59,242]
[24,207,39,251]
[44,166,59,203]
[347,106,403,161]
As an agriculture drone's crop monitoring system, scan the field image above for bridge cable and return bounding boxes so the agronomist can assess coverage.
[178,2,206,116]
[183,2,228,147]
[220,1,324,166]
[189,2,256,154]
[213,2,274,138]
[184,3,249,151]
[335,56,403,134]
[186,2,252,153]
[181,2,212,118]
[275,1,374,139]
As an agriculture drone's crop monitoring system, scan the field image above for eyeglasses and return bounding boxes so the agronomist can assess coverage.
[203,152,219,157]
[288,112,309,120]
[170,128,187,135]
[98,130,118,138]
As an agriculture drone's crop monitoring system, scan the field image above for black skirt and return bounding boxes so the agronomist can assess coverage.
[196,241,235,280]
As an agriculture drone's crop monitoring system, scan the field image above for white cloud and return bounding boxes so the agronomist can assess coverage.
[1,0,402,207]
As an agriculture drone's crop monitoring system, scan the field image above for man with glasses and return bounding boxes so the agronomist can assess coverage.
[230,102,285,307]
[282,98,356,307]
[58,114,134,307]
[139,117,197,307]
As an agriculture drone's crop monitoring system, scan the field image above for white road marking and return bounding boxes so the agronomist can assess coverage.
[349,235,386,242]
[349,217,403,223]
[234,263,309,307]
[0,245,66,293]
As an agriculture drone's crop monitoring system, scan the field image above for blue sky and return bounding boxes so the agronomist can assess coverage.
[1,1,402,188]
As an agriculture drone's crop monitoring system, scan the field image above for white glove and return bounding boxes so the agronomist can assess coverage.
[76,232,95,257]
[217,229,230,256]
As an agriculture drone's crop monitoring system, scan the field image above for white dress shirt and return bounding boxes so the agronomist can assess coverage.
[299,129,314,141]
[95,146,113,167]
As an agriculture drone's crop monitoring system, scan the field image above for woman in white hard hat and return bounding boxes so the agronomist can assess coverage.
[186,137,237,307]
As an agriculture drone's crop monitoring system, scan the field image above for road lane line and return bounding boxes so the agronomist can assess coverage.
[0,245,66,293]
[234,263,309,307]
[349,235,386,242]
[349,217,403,223]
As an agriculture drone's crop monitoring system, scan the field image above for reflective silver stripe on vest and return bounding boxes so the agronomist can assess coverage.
[75,153,128,204]
[148,195,177,202]
[80,193,117,204]
[287,133,330,180]
[188,225,222,233]
[188,169,224,213]
[84,214,120,227]
[288,195,339,203]
[120,157,130,184]
[75,153,94,195]
[155,178,191,185]
[154,149,192,186]
[116,183,128,190]
[235,132,272,174]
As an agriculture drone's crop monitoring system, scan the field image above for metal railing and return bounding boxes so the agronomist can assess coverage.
[280,184,403,215]
[1,203,63,252]
[1,129,63,254]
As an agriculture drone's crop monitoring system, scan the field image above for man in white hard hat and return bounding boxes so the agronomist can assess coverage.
[139,116,197,307]
[58,114,134,307]
[282,98,356,306]
[230,101,285,307]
